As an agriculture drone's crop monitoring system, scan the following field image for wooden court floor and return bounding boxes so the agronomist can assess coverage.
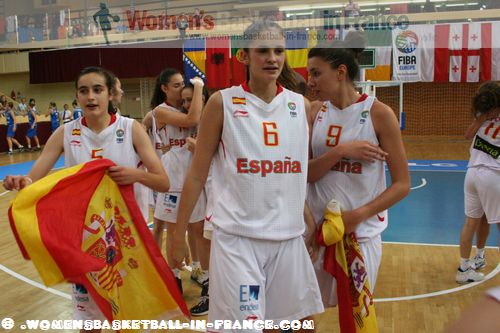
[0,137,499,332]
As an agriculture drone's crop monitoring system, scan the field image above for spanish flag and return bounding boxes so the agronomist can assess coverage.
[9,159,189,323]
[317,200,378,333]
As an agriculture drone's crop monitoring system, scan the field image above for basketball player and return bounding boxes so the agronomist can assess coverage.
[5,102,24,154]
[456,81,500,284]
[171,20,324,328]
[25,99,41,151]
[3,66,168,333]
[72,100,83,119]
[49,102,60,133]
[149,68,205,294]
[306,31,410,307]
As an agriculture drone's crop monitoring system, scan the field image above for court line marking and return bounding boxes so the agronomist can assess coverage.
[383,240,498,249]
[0,190,10,197]
[0,263,71,300]
[375,263,500,302]
[410,178,426,190]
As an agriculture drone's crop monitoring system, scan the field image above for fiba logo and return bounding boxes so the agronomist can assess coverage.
[396,31,419,54]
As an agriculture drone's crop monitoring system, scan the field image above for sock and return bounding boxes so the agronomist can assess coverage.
[192,261,201,270]
[477,248,485,258]
[173,268,181,279]
[8,149,12,152]
[460,258,471,271]
[27,145,31,149]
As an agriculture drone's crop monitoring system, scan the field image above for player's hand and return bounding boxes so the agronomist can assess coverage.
[305,229,319,262]
[338,140,388,163]
[107,166,140,185]
[186,137,197,153]
[160,145,171,154]
[3,175,32,191]
[190,77,204,88]
[341,209,365,234]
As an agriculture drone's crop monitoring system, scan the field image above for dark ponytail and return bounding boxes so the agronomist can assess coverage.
[472,81,500,118]
[150,68,181,109]
[308,30,367,82]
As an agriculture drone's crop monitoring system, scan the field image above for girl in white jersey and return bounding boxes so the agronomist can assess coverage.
[456,82,500,284]
[3,67,168,333]
[306,31,410,307]
[172,20,324,330]
[147,68,205,294]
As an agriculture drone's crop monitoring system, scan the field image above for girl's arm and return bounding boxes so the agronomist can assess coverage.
[107,121,169,193]
[3,127,64,190]
[171,91,223,269]
[342,101,410,233]
[307,101,388,183]
[154,78,204,128]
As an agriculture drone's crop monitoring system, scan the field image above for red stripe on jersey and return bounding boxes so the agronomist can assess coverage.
[220,139,227,160]
[242,81,284,96]
[82,113,117,128]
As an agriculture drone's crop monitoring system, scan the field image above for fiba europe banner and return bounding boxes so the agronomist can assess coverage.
[393,22,500,82]
[8,159,189,323]
[392,26,433,82]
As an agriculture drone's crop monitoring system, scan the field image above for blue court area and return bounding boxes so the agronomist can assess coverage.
[1,158,497,246]
[385,160,500,246]
[0,157,65,179]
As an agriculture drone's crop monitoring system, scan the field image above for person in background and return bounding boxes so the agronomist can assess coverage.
[48,102,60,133]
[5,102,25,154]
[25,99,41,151]
[72,99,83,120]
[17,97,28,115]
[62,103,73,124]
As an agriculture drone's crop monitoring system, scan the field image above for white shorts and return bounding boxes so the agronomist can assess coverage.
[208,227,324,331]
[313,234,382,307]
[464,167,500,223]
[72,283,106,321]
[154,190,206,223]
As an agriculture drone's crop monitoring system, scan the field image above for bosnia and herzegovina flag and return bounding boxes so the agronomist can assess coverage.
[183,37,206,84]
[317,200,378,333]
[8,159,189,323]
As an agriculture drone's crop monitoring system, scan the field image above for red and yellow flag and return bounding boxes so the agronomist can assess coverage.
[9,159,189,322]
[317,200,378,333]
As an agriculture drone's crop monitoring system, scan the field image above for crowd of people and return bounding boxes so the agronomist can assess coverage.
[1,18,499,333]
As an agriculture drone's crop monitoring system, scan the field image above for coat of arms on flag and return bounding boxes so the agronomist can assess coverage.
[8,159,189,324]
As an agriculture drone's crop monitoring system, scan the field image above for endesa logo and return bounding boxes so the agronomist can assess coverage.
[236,157,302,177]
[239,285,260,312]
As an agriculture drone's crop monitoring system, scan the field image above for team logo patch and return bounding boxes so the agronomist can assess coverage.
[72,129,81,136]
[232,97,246,105]
[116,129,125,143]
[287,102,296,111]
[360,110,369,124]
[233,110,249,118]
[239,285,260,312]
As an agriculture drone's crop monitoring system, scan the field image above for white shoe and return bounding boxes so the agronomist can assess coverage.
[472,254,486,270]
[456,267,484,284]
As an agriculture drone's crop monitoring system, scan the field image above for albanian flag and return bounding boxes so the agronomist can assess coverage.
[8,159,189,322]
[317,200,378,333]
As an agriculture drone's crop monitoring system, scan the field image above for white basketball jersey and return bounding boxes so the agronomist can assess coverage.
[468,116,500,170]
[150,105,169,158]
[211,84,309,240]
[307,95,388,241]
[63,115,149,220]
[159,104,198,192]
